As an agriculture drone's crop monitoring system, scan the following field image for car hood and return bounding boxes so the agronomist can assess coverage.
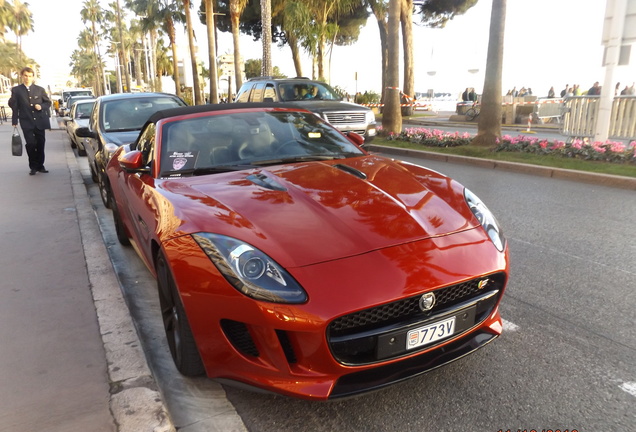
[284,100,371,113]
[161,155,479,268]
[102,130,140,146]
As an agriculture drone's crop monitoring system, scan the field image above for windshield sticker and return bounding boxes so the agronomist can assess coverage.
[168,151,198,171]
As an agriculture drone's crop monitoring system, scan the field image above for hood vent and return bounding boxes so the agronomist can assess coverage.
[333,164,367,180]
[246,173,287,191]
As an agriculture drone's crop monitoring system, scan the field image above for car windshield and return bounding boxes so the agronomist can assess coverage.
[278,82,341,102]
[102,96,184,132]
[159,111,364,177]
[75,101,95,119]
[63,90,93,101]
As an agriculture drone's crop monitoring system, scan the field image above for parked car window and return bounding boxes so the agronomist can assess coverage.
[75,101,95,119]
[264,84,277,101]
[102,97,184,132]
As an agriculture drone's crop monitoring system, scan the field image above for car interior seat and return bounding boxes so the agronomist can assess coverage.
[236,120,276,160]
[207,117,236,164]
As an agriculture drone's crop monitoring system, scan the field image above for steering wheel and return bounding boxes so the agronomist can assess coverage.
[276,139,302,154]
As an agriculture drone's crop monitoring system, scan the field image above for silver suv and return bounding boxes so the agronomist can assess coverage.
[235,77,376,142]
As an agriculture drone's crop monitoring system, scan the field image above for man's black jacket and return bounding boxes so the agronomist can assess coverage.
[9,83,51,130]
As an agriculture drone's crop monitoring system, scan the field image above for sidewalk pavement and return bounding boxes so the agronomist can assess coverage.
[0,119,174,432]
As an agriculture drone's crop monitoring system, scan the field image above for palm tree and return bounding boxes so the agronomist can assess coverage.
[125,0,161,92]
[401,0,414,115]
[261,0,272,76]
[229,0,248,89]
[382,0,401,133]
[81,0,105,96]
[114,0,132,92]
[203,0,219,103]
[9,0,34,67]
[182,0,202,104]
[472,0,506,147]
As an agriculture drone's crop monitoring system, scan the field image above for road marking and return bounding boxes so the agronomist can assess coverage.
[619,382,636,397]
[502,319,519,332]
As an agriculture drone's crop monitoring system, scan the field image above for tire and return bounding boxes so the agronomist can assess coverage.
[465,108,478,121]
[77,144,87,157]
[111,203,130,246]
[156,252,205,376]
[89,164,98,183]
[98,172,112,209]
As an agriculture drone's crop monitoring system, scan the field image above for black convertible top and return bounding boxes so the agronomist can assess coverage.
[147,102,306,124]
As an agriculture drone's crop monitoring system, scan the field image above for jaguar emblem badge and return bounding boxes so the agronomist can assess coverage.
[419,293,436,311]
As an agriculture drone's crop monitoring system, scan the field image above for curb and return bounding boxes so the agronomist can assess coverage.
[367,144,636,191]
[65,132,175,432]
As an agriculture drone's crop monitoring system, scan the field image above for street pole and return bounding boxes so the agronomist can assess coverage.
[595,0,628,142]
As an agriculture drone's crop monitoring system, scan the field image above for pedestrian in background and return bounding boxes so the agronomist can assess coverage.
[8,67,51,175]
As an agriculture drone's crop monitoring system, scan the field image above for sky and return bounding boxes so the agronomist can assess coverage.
[18,0,636,98]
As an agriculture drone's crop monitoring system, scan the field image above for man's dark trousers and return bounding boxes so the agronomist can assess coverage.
[24,126,46,171]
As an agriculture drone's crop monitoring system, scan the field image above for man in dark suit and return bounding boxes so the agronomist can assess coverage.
[9,67,51,175]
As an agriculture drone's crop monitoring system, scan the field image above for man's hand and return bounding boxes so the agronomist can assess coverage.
[34,104,42,111]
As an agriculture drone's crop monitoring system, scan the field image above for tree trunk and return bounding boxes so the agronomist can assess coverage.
[230,0,243,90]
[206,0,219,104]
[167,19,182,98]
[401,0,414,115]
[286,31,303,78]
[472,0,506,147]
[371,8,388,106]
[116,0,131,92]
[382,0,402,133]
[150,29,160,92]
[261,0,273,76]
[184,0,202,105]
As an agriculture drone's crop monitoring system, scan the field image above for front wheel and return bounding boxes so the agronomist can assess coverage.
[98,172,112,209]
[156,252,205,377]
[112,203,130,246]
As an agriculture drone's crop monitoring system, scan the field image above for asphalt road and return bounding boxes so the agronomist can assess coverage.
[78,142,635,431]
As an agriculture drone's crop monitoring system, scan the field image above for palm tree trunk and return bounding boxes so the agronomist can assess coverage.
[382,0,402,133]
[184,0,202,104]
[472,0,506,147]
[166,18,182,98]
[285,31,303,78]
[261,0,273,76]
[205,0,219,104]
[401,0,414,114]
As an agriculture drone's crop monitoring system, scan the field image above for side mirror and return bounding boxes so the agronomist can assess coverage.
[346,131,365,147]
[118,150,150,174]
[76,127,97,139]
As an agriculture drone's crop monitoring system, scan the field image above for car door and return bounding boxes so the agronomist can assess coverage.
[118,123,160,268]
[85,99,101,171]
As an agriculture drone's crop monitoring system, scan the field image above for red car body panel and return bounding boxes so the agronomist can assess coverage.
[106,105,509,400]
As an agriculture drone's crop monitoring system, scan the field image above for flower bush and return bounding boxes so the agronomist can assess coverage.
[381,126,473,147]
[378,126,636,164]
[495,136,636,164]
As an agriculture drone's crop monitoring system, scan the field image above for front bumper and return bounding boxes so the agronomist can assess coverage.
[162,227,508,400]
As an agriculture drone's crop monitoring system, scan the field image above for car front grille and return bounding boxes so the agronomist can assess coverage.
[327,272,506,365]
[324,112,367,126]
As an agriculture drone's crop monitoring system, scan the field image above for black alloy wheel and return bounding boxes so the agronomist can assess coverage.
[156,252,205,376]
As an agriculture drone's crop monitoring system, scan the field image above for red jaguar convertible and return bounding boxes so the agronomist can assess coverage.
[106,103,509,400]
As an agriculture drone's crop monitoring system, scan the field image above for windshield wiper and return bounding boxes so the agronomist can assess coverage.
[249,155,345,166]
[161,164,257,177]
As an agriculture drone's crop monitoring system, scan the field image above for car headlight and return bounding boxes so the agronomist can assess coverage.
[366,110,376,123]
[464,188,506,252]
[192,233,308,304]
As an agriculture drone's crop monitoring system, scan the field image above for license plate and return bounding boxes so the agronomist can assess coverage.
[406,317,456,350]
